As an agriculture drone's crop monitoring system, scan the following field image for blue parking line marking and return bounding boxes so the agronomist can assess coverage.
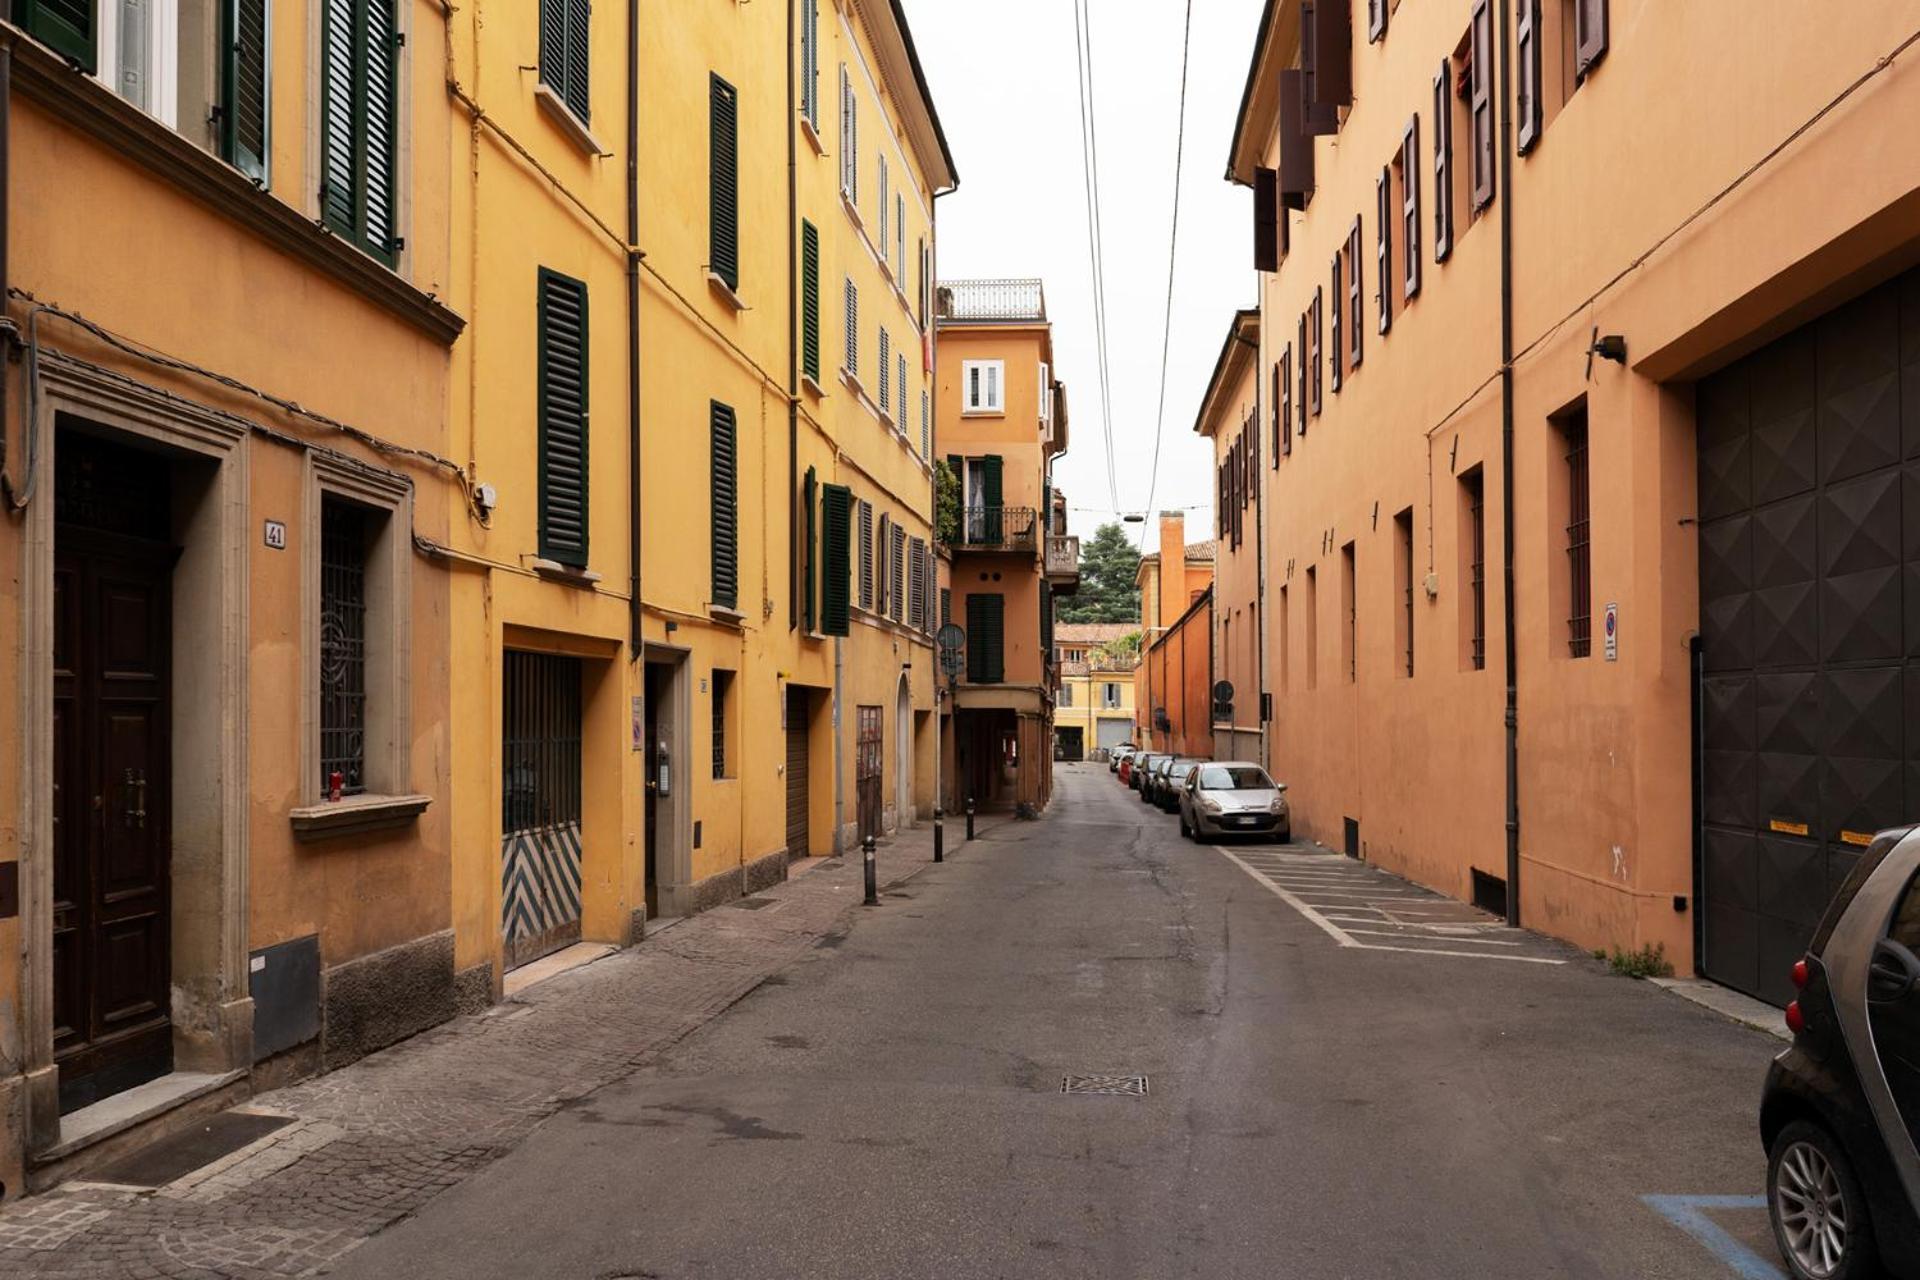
[1642,1195,1783,1280]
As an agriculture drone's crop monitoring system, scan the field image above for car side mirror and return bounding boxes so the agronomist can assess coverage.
[1869,938,1920,1004]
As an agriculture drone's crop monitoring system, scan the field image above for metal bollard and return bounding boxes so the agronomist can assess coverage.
[933,807,944,863]
[863,834,878,906]
[966,798,976,841]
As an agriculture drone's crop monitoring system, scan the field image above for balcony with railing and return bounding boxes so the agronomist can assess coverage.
[937,278,1048,325]
[1045,534,1081,593]
[945,506,1039,553]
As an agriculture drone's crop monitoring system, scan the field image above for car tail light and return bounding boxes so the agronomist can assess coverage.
[1792,958,1809,990]
[1785,1000,1806,1035]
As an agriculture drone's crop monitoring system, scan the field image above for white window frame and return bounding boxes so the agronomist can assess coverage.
[844,277,859,378]
[839,64,858,202]
[962,360,1005,416]
[1103,682,1122,709]
[1038,360,1052,429]
[98,0,181,127]
[878,154,890,265]
[878,328,891,411]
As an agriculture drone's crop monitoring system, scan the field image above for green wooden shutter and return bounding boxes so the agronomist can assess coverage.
[982,454,1004,543]
[540,0,566,106]
[537,268,591,566]
[711,401,739,609]
[18,0,96,72]
[363,0,398,258]
[319,0,398,262]
[967,593,1005,684]
[820,484,852,636]
[319,0,359,236]
[710,73,740,292]
[1040,581,1054,659]
[801,221,821,383]
[802,466,818,631]
[564,0,590,122]
[221,0,270,181]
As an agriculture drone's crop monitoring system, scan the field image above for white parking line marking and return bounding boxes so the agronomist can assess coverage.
[1340,928,1524,947]
[1214,847,1360,948]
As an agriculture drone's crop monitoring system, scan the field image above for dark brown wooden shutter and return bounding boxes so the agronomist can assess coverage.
[1516,0,1541,154]
[1403,115,1422,298]
[710,73,740,291]
[1271,361,1283,464]
[1281,348,1293,456]
[1376,168,1393,336]
[19,0,96,69]
[1309,291,1323,415]
[1575,0,1608,78]
[1313,0,1352,109]
[1330,252,1343,394]
[1469,0,1495,213]
[1298,313,1310,434]
[1368,0,1386,44]
[1278,69,1315,208]
[1433,61,1454,262]
[711,401,739,609]
[1254,168,1280,272]
[820,484,852,636]
[802,466,818,631]
[538,267,590,567]
[1348,218,1364,367]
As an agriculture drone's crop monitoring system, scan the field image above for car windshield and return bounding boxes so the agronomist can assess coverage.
[1168,762,1196,779]
[1197,766,1272,790]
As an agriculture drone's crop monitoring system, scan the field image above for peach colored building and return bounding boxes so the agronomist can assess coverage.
[1197,310,1268,766]
[1230,0,1920,1002]
[933,279,1075,815]
[1133,512,1215,752]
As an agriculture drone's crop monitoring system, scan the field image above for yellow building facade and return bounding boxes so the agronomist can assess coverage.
[2,0,465,1190]
[1053,624,1138,760]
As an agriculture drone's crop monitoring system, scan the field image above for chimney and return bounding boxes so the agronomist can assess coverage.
[1157,511,1186,629]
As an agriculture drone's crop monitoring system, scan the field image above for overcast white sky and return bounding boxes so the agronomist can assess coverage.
[903,0,1266,553]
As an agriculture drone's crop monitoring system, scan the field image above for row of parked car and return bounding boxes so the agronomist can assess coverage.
[1108,745,1291,844]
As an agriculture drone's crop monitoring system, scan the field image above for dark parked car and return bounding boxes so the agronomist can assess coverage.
[1141,754,1180,804]
[1761,824,1920,1280]
[1156,759,1203,812]
[1129,753,1166,793]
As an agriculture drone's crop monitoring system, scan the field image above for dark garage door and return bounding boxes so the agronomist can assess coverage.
[1697,267,1920,1006]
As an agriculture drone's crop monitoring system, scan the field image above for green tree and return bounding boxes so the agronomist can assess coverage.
[1058,522,1142,624]
[934,460,961,546]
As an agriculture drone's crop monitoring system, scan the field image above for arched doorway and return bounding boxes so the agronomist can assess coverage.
[895,674,913,829]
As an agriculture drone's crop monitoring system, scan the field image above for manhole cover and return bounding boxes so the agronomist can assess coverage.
[1061,1075,1149,1096]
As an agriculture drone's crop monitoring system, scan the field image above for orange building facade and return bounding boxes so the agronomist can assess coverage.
[1134,512,1215,755]
[1231,0,1920,1001]
[1198,310,1268,766]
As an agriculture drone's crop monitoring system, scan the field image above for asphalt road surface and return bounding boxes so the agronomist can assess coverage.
[335,763,1787,1280]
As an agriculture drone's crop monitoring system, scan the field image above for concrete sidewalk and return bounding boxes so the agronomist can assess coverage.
[0,812,1016,1280]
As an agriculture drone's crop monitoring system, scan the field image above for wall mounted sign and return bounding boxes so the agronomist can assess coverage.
[1603,602,1618,662]
[264,519,287,550]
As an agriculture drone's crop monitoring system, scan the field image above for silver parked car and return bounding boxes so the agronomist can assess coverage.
[1109,744,1137,774]
[1180,762,1290,843]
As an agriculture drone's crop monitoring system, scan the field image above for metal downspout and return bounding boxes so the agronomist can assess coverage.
[786,0,799,633]
[1497,0,1521,927]
[626,0,643,658]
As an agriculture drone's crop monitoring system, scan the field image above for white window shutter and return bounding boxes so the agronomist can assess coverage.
[878,156,889,260]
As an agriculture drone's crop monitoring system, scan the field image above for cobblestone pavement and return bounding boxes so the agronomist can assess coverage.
[0,815,1004,1279]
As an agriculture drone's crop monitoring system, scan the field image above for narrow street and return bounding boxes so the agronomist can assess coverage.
[329,764,1784,1280]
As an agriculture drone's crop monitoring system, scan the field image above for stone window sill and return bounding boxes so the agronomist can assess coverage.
[801,371,829,400]
[531,559,602,587]
[709,604,748,627]
[800,114,826,156]
[706,272,748,312]
[291,794,432,842]
[534,84,611,157]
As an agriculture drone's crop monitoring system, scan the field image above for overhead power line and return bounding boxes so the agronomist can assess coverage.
[1137,0,1197,552]
[1072,0,1120,511]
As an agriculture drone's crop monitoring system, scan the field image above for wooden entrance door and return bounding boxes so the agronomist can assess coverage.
[856,706,883,843]
[785,687,809,859]
[52,530,175,1114]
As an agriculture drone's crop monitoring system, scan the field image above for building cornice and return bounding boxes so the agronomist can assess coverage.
[1193,309,1262,438]
[4,24,466,346]
[847,0,959,193]
[1226,0,1301,188]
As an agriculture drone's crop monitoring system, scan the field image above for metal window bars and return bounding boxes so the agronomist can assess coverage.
[1565,420,1592,657]
[502,651,583,834]
[319,498,369,797]
[936,278,1047,323]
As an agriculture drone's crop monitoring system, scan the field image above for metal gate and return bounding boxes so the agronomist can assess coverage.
[502,651,584,969]
[856,705,883,843]
[786,686,810,859]
[1696,267,1920,1006]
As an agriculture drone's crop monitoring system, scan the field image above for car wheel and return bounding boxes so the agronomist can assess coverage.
[1275,825,1291,845]
[1769,1119,1879,1280]
[1179,812,1191,837]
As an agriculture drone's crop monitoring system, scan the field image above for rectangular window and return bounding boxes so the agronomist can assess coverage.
[709,73,740,292]
[1310,290,1323,413]
[920,391,930,457]
[897,353,909,437]
[1575,0,1608,78]
[1254,167,1280,272]
[539,0,590,123]
[711,670,734,778]
[1377,167,1393,336]
[711,401,738,610]
[1060,682,1074,708]
[1341,541,1357,683]
[962,360,1005,414]
[1402,116,1422,298]
[1348,217,1364,367]
[1517,0,1541,153]
[1561,408,1592,657]
[1329,253,1343,394]
[1461,467,1486,670]
[218,0,268,178]
[1278,584,1290,692]
[319,0,400,262]
[844,278,859,377]
[896,193,906,278]
[802,465,818,631]
[801,221,821,383]
[1305,566,1319,690]
[1395,508,1414,677]
[908,536,928,628]
[966,592,1006,683]
[1468,1,1495,214]
[1368,0,1386,42]
[537,267,590,567]
[1432,61,1453,262]
[838,64,858,200]
[878,154,890,264]
[858,500,875,611]
[940,586,951,629]
[918,239,931,328]
[320,496,370,796]
[1278,351,1292,458]
[799,0,819,127]
[879,328,892,411]
[1297,313,1309,436]
[820,483,852,636]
